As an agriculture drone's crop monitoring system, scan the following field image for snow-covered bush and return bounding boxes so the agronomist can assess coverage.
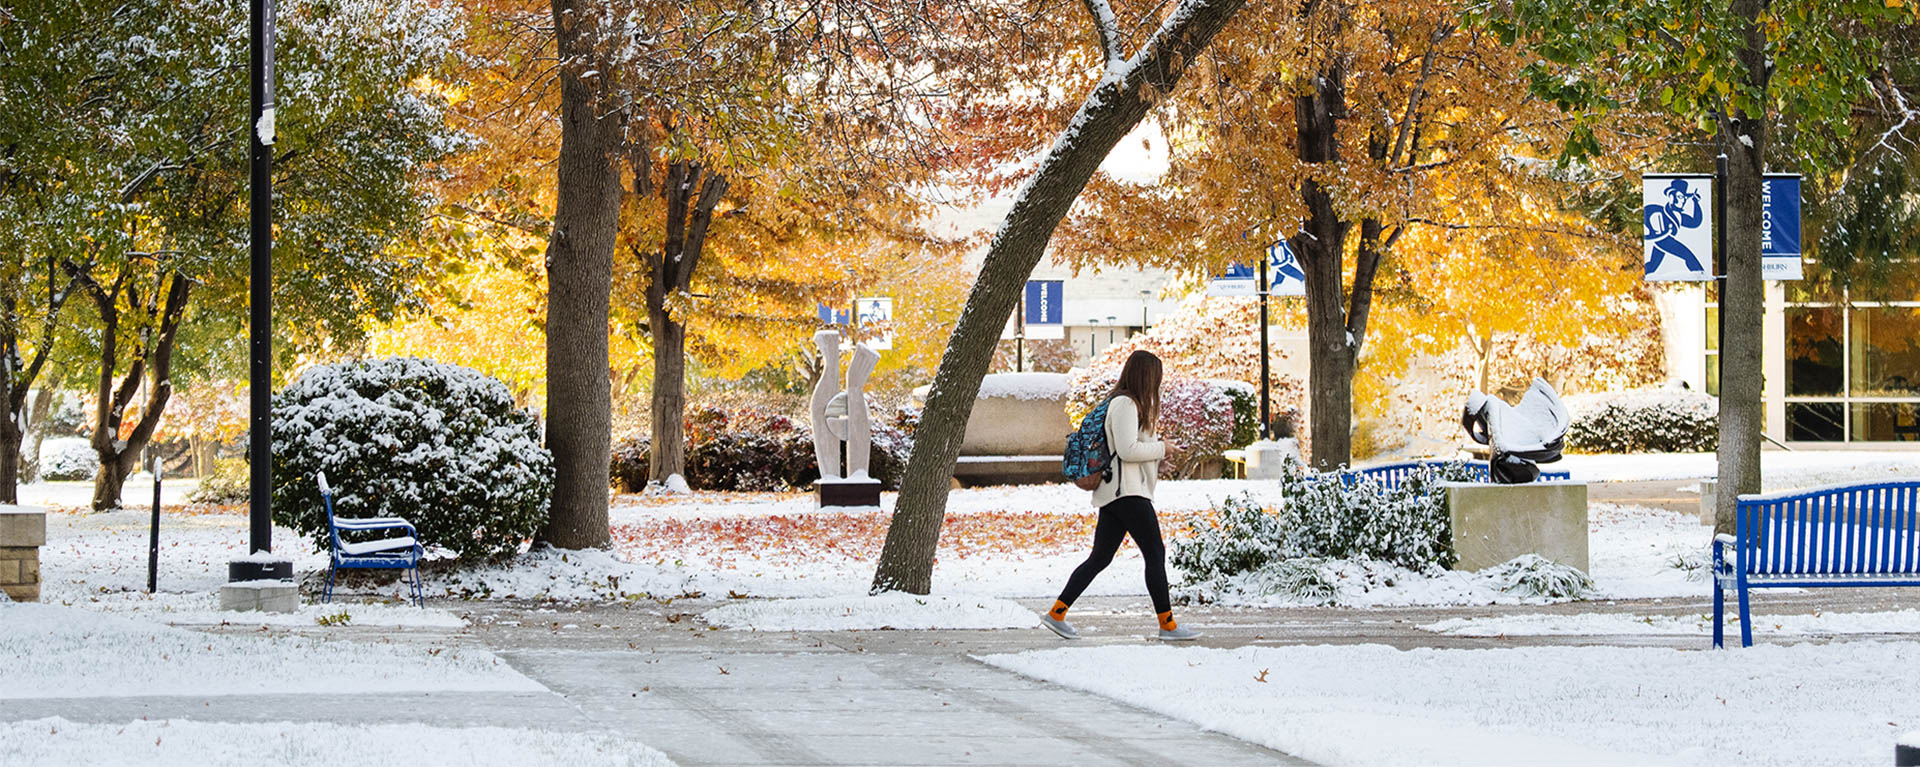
[39,437,97,482]
[609,435,652,493]
[1173,461,1477,585]
[1565,387,1718,453]
[271,358,552,561]
[1067,373,1253,478]
[1482,554,1595,599]
[188,458,250,504]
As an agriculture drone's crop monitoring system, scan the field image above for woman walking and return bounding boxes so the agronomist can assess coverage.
[1041,350,1200,641]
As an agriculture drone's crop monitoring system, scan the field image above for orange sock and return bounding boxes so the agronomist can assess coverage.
[1158,611,1178,631]
[1048,600,1069,621]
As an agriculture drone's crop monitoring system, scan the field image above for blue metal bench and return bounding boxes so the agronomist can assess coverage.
[1713,480,1920,647]
[1352,459,1570,489]
[318,471,424,607]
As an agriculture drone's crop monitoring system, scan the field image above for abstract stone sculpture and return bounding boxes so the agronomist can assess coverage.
[811,330,882,507]
[1462,377,1571,484]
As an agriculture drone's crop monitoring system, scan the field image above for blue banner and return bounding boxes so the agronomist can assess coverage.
[1267,241,1306,296]
[1024,281,1063,325]
[817,303,850,326]
[1762,174,1803,280]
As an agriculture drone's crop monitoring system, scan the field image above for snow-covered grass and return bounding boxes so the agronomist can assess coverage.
[702,593,1039,631]
[0,719,673,767]
[65,589,467,628]
[1183,504,1704,608]
[27,449,1916,614]
[1421,609,1920,638]
[0,603,539,699]
[982,642,1920,767]
[1554,450,1920,486]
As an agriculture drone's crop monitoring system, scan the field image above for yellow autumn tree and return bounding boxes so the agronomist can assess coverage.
[1049,0,1667,467]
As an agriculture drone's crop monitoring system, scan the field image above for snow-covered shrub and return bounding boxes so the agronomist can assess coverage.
[1173,461,1477,583]
[1482,554,1595,599]
[1565,387,1718,453]
[271,358,552,562]
[188,458,250,504]
[1068,373,1247,478]
[39,437,96,482]
[609,435,651,493]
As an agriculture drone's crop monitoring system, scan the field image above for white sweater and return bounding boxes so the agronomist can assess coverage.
[1092,395,1166,507]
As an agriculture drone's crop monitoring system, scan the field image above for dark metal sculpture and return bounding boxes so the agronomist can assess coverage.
[1462,378,1571,484]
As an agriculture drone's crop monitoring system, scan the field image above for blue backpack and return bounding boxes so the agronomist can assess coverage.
[1062,397,1115,490]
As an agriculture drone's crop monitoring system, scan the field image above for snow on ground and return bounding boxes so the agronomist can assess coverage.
[64,589,466,628]
[0,719,673,767]
[701,593,1039,631]
[37,507,328,601]
[982,642,1920,767]
[1183,503,1707,609]
[1421,609,1920,637]
[1553,450,1920,486]
[22,445,1916,612]
[15,476,202,511]
[0,603,539,699]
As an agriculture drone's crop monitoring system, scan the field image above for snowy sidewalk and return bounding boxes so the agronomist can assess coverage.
[502,648,1306,766]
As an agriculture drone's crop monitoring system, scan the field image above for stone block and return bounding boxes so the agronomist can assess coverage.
[0,506,47,547]
[0,557,17,583]
[1446,481,1589,572]
[1698,479,1718,526]
[1244,440,1302,480]
[1,580,37,602]
[220,581,299,613]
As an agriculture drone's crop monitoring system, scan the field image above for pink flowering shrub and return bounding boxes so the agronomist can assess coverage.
[1068,372,1253,479]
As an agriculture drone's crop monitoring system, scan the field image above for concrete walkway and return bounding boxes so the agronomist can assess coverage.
[15,585,1920,766]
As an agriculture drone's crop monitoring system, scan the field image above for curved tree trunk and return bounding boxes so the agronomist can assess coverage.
[1713,0,1770,536]
[870,0,1247,595]
[539,0,623,549]
[86,273,187,511]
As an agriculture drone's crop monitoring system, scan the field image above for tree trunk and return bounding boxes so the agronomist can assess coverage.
[1293,53,1354,470]
[1713,0,1770,536]
[644,162,725,484]
[647,302,687,483]
[870,0,1247,594]
[538,0,623,549]
[0,418,19,504]
[87,273,188,511]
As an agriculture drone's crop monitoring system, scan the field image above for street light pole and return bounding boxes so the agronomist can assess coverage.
[245,0,276,560]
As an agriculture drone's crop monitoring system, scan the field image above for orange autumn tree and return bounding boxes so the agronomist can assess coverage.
[431,1,968,484]
[1053,0,1661,468]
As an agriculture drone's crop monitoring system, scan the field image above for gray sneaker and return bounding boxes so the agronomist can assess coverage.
[1157,626,1201,642]
[1040,615,1080,639]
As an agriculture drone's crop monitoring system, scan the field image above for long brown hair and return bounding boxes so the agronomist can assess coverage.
[1111,350,1162,430]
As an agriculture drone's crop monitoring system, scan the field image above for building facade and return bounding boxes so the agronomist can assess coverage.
[1660,266,1920,446]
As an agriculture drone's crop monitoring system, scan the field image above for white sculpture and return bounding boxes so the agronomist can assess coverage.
[811,330,881,486]
[1462,377,1571,484]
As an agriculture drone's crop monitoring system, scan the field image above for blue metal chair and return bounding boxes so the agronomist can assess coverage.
[318,471,424,607]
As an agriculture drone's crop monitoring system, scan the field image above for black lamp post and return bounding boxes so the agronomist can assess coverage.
[234,0,287,582]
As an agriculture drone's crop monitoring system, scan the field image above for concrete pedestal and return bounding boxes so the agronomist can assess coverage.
[0,505,47,602]
[818,478,883,509]
[219,580,299,613]
[1698,479,1718,526]
[1244,440,1302,480]
[1445,482,1589,572]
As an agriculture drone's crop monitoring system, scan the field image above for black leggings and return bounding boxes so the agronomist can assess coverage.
[1056,495,1171,614]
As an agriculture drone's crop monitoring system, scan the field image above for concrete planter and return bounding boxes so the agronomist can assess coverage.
[0,504,48,602]
[1445,482,1589,572]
